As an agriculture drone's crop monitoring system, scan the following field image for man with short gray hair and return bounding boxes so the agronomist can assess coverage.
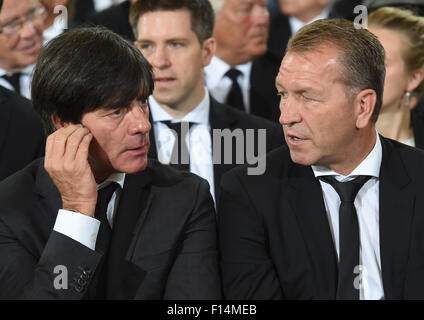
[205,0,282,122]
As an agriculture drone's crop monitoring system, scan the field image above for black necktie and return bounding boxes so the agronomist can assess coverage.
[225,68,245,111]
[162,121,192,172]
[93,182,119,299]
[2,73,21,94]
[319,175,372,300]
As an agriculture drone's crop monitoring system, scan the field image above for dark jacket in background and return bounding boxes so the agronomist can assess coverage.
[0,86,45,181]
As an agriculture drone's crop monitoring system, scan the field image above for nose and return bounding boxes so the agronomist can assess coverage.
[279,95,301,127]
[252,4,270,27]
[128,104,152,136]
[151,46,170,70]
[19,21,38,39]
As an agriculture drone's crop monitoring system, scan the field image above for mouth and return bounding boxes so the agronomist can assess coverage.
[126,144,148,156]
[154,77,176,85]
[287,133,308,145]
[19,42,41,55]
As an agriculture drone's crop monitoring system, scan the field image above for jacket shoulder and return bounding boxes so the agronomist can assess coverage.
[221,145,291,185]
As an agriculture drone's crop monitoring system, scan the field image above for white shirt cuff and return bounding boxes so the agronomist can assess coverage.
[53,210,100,250]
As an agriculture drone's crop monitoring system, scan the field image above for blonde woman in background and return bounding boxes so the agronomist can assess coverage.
[368,7,424,149]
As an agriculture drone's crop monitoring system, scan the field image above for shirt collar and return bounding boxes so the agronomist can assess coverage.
[312,132,382,181]
[289,7,330,35]
[0,64,34,76]
[97,172,126,190]
[149,88,210,125]
[204,55,252,88]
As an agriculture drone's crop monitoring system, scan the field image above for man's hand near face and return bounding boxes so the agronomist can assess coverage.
[44,124,98,217]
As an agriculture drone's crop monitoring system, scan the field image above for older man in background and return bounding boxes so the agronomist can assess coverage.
[205,0,281,122]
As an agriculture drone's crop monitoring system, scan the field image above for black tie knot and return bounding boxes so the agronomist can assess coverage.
[161,121,193,136]
[224,69,245,111]
[320,175,372,203]
[225,68,242,82]
[95,182,120,227]
[161,121,193,171]
[2,73,21,93]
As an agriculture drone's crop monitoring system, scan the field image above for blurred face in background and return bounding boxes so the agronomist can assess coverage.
[0,0,46,72]
[369,27,424,111]
[214,0,269,65]
[279,0,328,22]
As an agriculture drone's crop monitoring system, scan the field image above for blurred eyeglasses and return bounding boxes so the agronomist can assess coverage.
[0,3,47,36]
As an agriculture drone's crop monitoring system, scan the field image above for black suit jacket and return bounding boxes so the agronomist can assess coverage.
[82,1,135,41]
[249,51,282,122]
[0,86,45,181]
[266,1,357,62]
[218,137,424,299]
[148,97,285,204]
[0,158,221,299]
[411,104,424,149]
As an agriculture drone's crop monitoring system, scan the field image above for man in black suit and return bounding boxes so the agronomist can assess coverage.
[129,0,284,205]
[82,0,136,41]
[0,0,45,181]
[219,18,424,299]
[267,0,365,61]
[0,26,221,299]
[0,0,46,98]
[267,0,330,60]
[205,0,282,122]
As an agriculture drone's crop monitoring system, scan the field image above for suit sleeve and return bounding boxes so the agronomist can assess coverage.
[218,170,283,299]
[164,179,222,299]
[0,221,102,299]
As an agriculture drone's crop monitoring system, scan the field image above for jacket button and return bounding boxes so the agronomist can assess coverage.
[77,278,87,287]
[74,284,83,293]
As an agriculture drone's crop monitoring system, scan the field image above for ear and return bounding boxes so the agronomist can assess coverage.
[51,113,68,130]
[406,68,424,93]
[201,37,216,67]
[354,89,377,129]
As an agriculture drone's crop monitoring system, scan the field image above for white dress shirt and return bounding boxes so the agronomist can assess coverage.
[0,64,33,99]
[311,134,384,300]
[53,173,125,250]
[93,0,126,12]
[204,56,252,113]
[288,8,330,35]
[149,89,215,203]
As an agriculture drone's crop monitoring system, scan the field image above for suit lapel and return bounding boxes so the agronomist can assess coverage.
[379,137,415,299]
[285,162,338,298]
[0,89,12,158]
[209,97,238,203]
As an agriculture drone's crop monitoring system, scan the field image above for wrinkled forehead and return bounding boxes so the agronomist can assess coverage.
[0,0,38,23]
[276,48,341,88]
